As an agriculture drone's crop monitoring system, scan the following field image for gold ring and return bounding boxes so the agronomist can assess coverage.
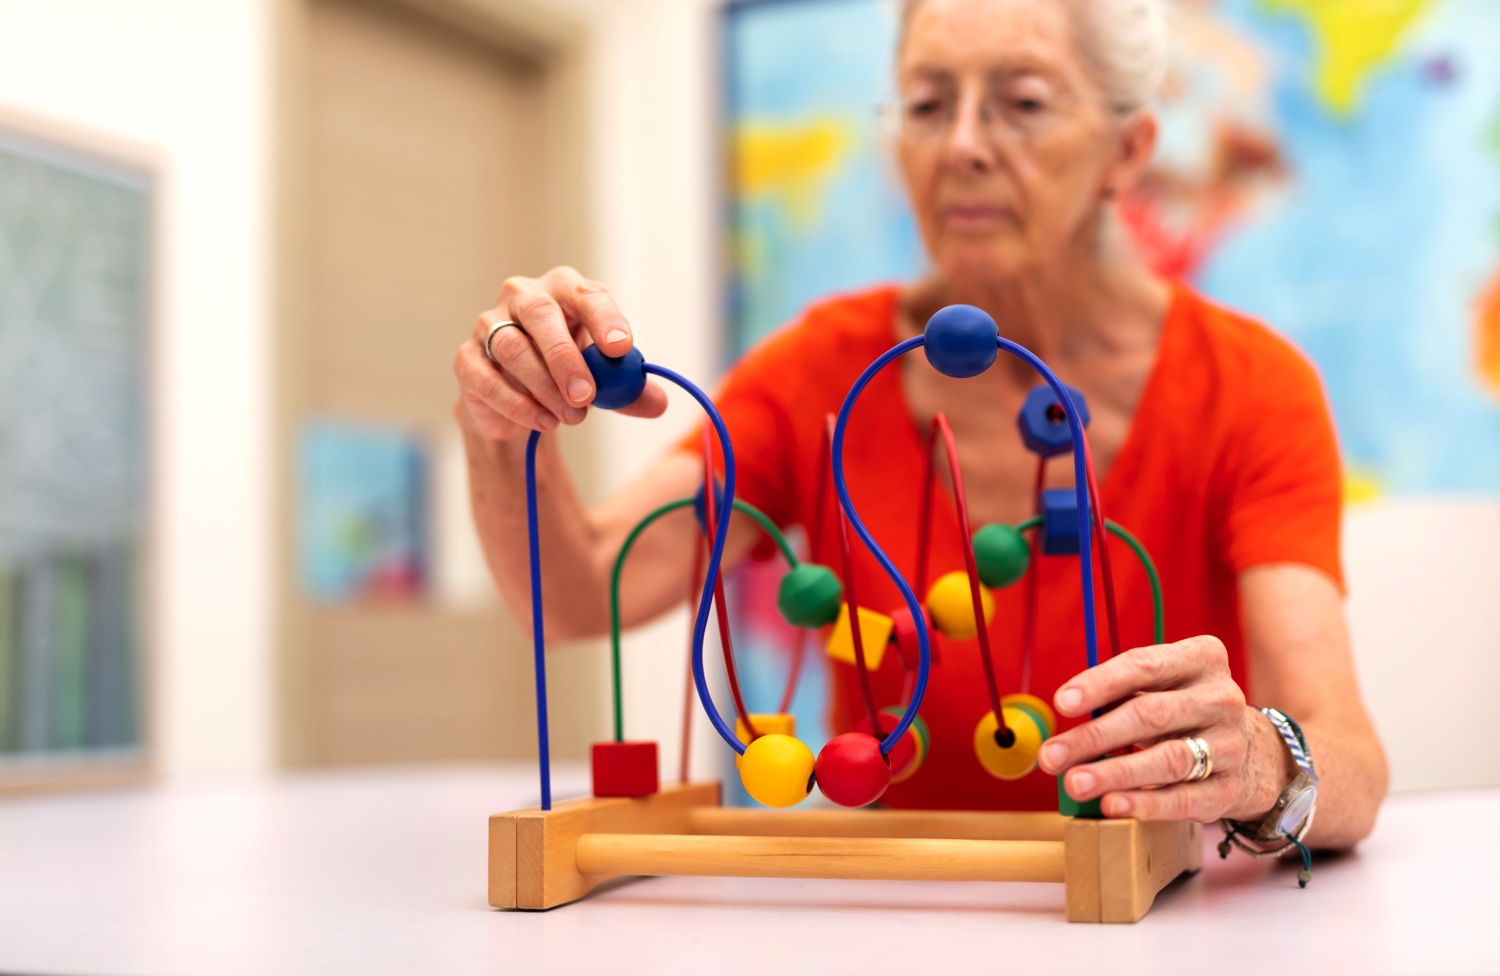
[1182,736,1213,782]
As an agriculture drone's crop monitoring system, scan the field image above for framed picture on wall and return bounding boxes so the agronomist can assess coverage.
[0,111,156,789]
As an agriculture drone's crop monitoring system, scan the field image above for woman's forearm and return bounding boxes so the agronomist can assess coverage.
[1230,704,1388,850]
[459,410,609,639]
[1240,564,1390,851]
[1279,710,1387,850]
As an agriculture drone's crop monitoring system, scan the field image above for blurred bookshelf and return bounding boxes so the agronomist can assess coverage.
[0,121,151,791]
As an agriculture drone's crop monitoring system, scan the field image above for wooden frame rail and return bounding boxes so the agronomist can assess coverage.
[489,781,1201,922]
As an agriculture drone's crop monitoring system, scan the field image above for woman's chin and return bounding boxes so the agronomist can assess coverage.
[934,242,1032,292]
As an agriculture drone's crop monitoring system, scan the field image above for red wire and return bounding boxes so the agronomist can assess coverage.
[915,420,937,594]
[1019,456,1046,695]
[778,630,808,715]
[700,430,758,739]
[825,415,884,729]
[776,415,836,715]
[910,421,947,668]
[931,414,1007,733]
[1080,435,1122,661]
[679,533,705,783]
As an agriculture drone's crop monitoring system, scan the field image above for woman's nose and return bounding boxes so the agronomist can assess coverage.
[945,90,996,169]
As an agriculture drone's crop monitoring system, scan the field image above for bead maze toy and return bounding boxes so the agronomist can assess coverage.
[489,307,1201,922]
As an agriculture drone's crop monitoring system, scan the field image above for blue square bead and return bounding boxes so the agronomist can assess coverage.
[1040,488,1087,556]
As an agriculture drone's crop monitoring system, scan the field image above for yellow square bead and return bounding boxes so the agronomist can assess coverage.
[735,714,797,747]
[825,604,892,670]
[734,714,797,769]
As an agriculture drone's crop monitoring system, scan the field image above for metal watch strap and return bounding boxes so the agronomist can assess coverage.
[1261,707,1315,777]
[1218,706,1319,885]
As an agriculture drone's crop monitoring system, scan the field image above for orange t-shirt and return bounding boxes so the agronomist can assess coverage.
[690,283,1343,810]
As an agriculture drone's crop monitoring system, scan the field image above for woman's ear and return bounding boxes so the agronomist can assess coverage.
[1102,111,1158,200]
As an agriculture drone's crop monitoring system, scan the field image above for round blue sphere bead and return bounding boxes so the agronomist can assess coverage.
[923,305,999,379]
[583,344,647,410]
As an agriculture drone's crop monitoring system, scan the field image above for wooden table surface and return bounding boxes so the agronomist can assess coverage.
[1,764,1495,975]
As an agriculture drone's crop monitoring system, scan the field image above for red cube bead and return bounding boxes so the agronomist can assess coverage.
[591,741,660,797]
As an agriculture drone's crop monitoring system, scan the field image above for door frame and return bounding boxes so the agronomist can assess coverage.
[270,0,596,765]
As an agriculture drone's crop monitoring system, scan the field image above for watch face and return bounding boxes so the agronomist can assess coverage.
[1278,786,1317,835]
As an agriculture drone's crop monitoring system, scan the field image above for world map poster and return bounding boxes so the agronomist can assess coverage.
[723,0,1500,498]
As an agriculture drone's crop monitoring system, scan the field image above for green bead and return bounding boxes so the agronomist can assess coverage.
[972,523,1030,589]
[776,563,843,628]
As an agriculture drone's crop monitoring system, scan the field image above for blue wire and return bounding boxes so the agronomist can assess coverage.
[524,429,553,810]
[831,337,931,755]
[642,363,748,755]
[830,335,1102,755]
[992,336,1100,674]
[525,331,1100,796]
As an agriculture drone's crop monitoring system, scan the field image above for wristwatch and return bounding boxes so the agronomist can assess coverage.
[1219,707,1318,884]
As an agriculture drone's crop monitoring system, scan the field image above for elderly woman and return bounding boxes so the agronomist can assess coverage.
[452,0,1387,853]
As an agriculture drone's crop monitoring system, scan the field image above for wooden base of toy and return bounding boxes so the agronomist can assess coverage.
[489,781,1201,922]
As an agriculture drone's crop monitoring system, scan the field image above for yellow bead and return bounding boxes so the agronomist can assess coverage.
[825,604,892,670]
[733,714,796,768]
[973,706,1045,780]
[926,571,995,640]
[1002,693,1057,738]
[738,733,815,808]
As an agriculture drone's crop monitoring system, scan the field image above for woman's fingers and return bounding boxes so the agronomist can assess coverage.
[1060,736,1211,802]
[1053,636,1230,718]
[615,379,670,419]
[1039,689,1210,774]
[544,266,635,356]
[461,268,652,439]
[481,310,586,425]
[503,284,597,408]
[454,338,556,434]
[1098,775,1238,822]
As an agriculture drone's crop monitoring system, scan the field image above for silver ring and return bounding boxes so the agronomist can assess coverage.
[484,320,524,365]
[1182,736,1213,782]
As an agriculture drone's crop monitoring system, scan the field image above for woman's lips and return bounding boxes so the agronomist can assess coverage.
[943,203,1015,229]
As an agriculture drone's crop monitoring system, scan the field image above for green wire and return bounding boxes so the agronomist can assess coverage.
[608,496,798,742]
[1104,520,1165,645]
[1012,515,1165,645]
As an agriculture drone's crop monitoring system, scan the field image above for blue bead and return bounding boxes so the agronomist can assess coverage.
[692,477,726,533]
[1017,383,1092,458]
[923,305,999,379]
[1040,488,1088,556]
[583,345,647,410]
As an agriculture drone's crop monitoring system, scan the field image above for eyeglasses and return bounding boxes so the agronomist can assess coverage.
[880,84,1084,144]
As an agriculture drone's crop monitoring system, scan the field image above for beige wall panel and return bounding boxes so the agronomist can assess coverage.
[283,0,600,765]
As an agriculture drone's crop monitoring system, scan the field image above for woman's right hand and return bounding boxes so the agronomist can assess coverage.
[454,266,669,441]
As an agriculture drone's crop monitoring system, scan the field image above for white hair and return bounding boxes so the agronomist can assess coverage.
[899,0,1170,115]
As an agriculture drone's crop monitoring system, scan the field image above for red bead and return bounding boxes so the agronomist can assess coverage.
[814,732,891,808]
[590,741,659,797]
[853,711,918,782]
[888,603,939,670]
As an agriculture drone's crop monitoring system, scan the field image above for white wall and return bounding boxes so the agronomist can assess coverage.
[0,0,275,777]
[1345,500,1500,792]
[577,0,726,780]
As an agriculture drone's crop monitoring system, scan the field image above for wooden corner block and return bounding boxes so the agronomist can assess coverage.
[490,780,721,910]
[487,813,518,909]
[1063,818,1102,922]
[1096,818,1202,923]
[1065,818,1201,923]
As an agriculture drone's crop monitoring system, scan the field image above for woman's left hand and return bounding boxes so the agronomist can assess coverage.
[1038,635,1266,822]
